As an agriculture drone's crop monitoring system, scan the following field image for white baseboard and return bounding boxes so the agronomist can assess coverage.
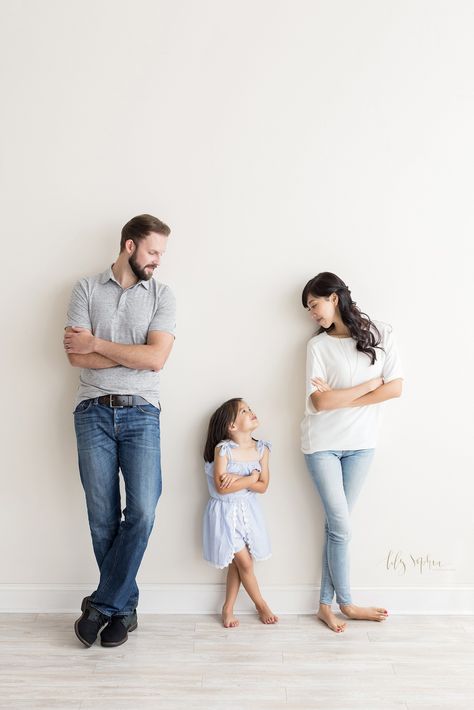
[0,584,472,614]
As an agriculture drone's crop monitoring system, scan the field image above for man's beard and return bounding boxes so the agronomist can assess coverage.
[129,251,154,281]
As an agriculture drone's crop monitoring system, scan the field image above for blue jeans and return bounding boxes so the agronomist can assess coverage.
[74,399,162,617]
[304,449,375,607]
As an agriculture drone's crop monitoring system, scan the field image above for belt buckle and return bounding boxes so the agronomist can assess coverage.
[110,394,124,408]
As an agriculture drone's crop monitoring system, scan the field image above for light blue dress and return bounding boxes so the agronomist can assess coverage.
[202,439,272,569]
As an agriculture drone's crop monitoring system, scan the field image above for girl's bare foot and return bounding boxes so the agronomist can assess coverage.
[222,605,239,628]
[339,604,388,622]
[317,604,346,633]
[256,601,279,624]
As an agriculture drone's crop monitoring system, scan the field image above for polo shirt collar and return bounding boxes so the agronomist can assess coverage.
[99,266,150,290]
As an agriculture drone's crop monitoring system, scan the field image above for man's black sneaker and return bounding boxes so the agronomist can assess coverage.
[74,600,109,648]
[101,611,138,647]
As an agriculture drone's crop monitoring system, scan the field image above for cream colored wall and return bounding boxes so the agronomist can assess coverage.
[1,0,473,611]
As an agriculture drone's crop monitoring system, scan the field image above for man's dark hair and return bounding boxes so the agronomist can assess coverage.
[120,214,171,251]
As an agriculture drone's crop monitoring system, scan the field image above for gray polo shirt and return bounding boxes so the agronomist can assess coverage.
[66,266,176,409]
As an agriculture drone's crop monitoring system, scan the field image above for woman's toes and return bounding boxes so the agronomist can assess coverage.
[317,608,346,633]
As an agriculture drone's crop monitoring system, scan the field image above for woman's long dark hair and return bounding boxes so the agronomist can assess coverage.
[302,272,382,364]
[203,398,242,462]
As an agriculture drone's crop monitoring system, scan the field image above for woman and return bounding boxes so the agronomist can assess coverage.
[301,272,403,633]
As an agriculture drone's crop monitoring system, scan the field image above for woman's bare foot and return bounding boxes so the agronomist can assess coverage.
[339,604,388,622]
[256,601,279,624]
[317,604,346,633]
[222,605,239,628]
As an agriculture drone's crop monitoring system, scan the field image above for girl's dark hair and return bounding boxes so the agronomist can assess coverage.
[301,272,382,365]
[203,398,243,462]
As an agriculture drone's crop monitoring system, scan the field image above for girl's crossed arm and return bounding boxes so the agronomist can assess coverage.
[246,448,270,494]
[213,450,259,495]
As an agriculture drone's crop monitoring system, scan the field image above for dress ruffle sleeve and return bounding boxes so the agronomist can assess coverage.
[216,439,239,458]
[256,439,272,459]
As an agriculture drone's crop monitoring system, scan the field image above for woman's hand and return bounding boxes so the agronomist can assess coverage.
[219,473,241,489]
[368,377,384,391]
[311,378,332,392]
[250,469,261,482]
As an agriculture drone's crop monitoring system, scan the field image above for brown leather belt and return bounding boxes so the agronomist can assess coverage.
[97,395,151,408]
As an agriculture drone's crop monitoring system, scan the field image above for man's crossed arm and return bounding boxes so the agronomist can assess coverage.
[64,327,174,371]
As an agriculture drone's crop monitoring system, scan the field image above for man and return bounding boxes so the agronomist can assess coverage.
[64,214,176,648]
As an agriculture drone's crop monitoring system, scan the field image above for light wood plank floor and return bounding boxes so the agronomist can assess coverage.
[0,613,473,709]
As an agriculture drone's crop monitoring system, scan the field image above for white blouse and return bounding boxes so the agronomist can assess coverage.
[301,321,403,453]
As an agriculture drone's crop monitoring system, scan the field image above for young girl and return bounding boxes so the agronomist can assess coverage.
[203,398,278,628]
[301,272,403,633]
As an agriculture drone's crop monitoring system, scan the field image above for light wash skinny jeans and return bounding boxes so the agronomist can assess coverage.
[304,449,375,606]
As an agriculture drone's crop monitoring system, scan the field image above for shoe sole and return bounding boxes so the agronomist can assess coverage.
[101,622,138,648]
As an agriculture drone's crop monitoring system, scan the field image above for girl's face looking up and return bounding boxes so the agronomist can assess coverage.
[306,293,338,329]
[229,401,259,435]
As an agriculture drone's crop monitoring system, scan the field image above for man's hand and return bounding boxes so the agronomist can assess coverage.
[64,327,96,355]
